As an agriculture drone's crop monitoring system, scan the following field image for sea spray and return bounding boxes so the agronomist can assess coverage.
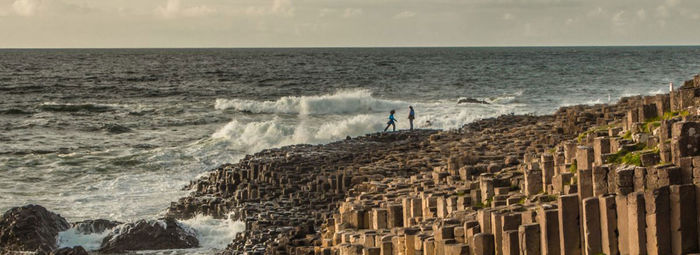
[215,89,406,115]
[211,115,386,153]
[58,228,111,251]
[180,214,246,249]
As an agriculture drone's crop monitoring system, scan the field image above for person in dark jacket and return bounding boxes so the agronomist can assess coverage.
[408,106,415,130]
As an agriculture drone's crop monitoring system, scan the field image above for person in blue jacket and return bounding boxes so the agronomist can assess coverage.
[408,106,415,130]
[384,110,397,132]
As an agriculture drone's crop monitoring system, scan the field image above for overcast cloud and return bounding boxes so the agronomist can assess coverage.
[0,0,699,48]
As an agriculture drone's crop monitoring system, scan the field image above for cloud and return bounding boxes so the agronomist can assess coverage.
[587,7,604,17]
[503,13,514,20]
[318,8,334,17]
[12,0,41,16]
[636,9,646,20]
[343,8,363,18]
[246,0,294,17]
[655,5,668,18]
[612,10,625,26]
[155,0,215,19]
[393,11,416,19]
[666,0,681,7]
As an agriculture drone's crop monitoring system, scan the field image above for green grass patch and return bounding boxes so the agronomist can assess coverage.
[474,198,493,209]
[577,125,614,143]
[569,160,577,173]
[606,143,648,166]
[542,195,558,202]
[577,131,589,143]
[663,110,690,120]
[641,118,662,133]
[518,197,527,204]
[622,131,632,140]
[645,116,661,123]
[619,152,642,166]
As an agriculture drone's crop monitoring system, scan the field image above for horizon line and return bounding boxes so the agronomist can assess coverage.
[1,44,700,50]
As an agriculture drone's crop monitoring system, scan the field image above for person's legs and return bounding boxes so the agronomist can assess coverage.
[410,119,413,130]
[392,123,396,131]
[384,123,390,131]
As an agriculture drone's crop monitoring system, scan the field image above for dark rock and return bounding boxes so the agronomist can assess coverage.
[73,219,122,234]
[50,246,88,255]
[457,97,489,105]
[0,204,71,254]
[99,218,198,253]
[102,123,132,134]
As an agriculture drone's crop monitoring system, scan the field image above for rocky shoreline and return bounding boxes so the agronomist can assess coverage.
[3,73,700,254]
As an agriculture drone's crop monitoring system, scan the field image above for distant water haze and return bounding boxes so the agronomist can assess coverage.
[0,47,699,251]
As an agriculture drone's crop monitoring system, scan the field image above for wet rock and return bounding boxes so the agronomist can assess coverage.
[99,218,198,253]
[102,123,132,134]
[50,246,88,255]
[0,204,71,254]
[457,97,489,104]
[73,219,122,234]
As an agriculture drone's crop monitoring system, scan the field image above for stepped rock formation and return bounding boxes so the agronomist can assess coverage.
[4,73,700,255]
[168,74,700,254]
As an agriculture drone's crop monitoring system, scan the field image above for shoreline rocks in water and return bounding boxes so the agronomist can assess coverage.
[457,97,489,104]
[99,218,199,253]
[0,204,71,254]
[0,205,197,254]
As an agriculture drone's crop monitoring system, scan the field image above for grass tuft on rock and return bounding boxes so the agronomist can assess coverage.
[569,160,577,173]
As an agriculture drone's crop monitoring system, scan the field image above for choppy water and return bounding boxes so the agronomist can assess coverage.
[1,47,699,251]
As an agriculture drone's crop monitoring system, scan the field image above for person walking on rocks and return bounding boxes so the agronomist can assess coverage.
[384,110,397,132]
[408,106,415,130]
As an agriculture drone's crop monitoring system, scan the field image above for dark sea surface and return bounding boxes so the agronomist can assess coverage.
[0,46,699,251]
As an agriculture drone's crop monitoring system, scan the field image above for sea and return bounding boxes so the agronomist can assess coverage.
[1,46,699,252]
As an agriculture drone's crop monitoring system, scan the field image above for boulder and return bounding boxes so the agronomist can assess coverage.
[99,218,199,253]
[457,97,490,105]
[102,123,132,134]
[0,204,71,254]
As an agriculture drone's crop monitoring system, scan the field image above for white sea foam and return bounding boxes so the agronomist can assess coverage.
[211,92,523,155]
[180,214,246,249]
[57,216,245,252]
[215,90,406,115]
[211,114,387,153]
[58,228,111,251]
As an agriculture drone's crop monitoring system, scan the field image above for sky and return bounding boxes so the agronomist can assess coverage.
[0,0,699,48]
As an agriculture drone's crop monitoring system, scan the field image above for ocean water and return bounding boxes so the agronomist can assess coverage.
[1,47,699,251]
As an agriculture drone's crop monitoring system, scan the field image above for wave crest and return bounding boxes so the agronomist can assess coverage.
[215,90,406,115]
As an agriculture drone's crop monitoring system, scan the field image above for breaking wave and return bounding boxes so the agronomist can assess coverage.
[215,90,406,115]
